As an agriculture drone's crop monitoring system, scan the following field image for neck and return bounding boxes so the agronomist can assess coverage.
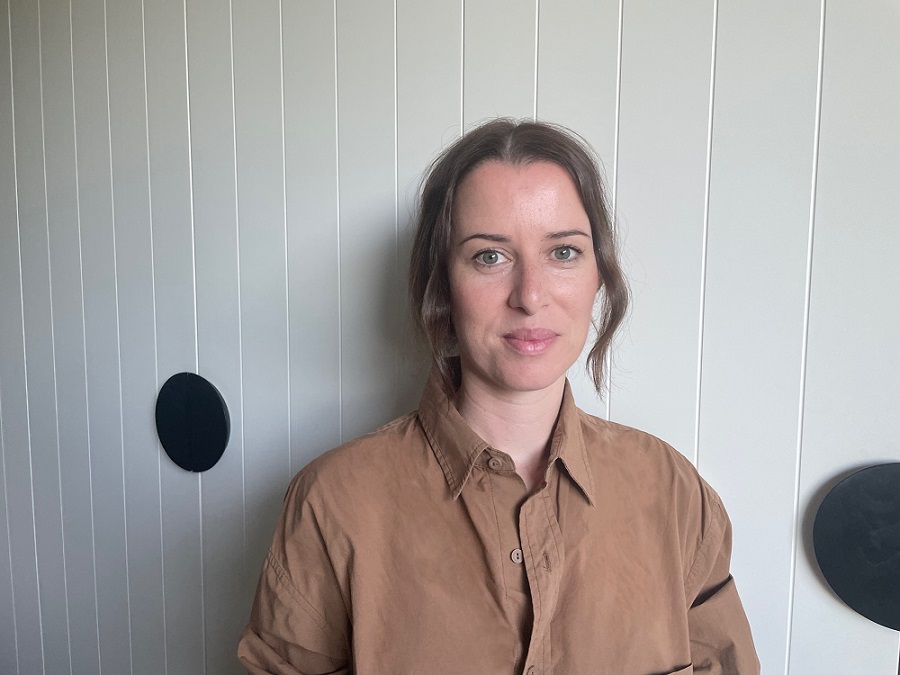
[456,376,566,491]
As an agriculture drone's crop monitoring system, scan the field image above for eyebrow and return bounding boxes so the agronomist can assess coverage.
[458,229,591,245]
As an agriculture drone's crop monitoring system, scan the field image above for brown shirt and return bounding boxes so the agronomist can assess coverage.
[238,375,759,674]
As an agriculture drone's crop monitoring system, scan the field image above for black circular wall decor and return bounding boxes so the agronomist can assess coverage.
[155,372,230,473]
[813,462,900,631]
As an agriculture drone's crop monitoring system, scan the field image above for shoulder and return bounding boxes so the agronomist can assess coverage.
[288,411,422,493]
[575,409,727,552]
[280,411,437,530]
[577,409,707,488]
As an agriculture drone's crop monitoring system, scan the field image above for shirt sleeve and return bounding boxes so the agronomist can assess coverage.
[238,475,352,675]
[684,487,760,675]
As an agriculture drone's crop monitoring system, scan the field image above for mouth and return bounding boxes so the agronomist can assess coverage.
[502,328,559,355]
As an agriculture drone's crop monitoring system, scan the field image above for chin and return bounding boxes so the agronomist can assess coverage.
[490,362,569,395]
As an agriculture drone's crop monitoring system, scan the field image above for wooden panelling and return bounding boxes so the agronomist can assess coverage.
[10,0,70,672]
[231,0,290,589]
[186,0,247,671]
[336,0,399,441]
[697,0,821,670]
[40,0,101,671]
[104,0,168,671]
[70,0,132,669]
[0,3,43,671]
[0,404,16,670]
[609,0,714,456]
[283,0,341,474]
[396,0,462,413]
[463,0,536,123]
[143,0,205,671]
[787,0,900,671]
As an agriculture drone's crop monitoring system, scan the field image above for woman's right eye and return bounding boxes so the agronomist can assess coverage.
[475,250,505,266]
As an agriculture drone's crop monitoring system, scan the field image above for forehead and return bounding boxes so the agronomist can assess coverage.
[453,161,588,234]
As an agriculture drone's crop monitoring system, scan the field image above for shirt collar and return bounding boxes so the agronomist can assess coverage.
[416,369,596,505]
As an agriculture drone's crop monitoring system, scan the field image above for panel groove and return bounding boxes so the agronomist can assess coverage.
[100,0,135,668]
[693,0,719,470]
[278,0,291,475]
[227,0,247,573]
[460,0,465,129]
[138,0,168,671]
[605,0,624,421]
[197,476,205,674]
[784,1,826,672]
[8,2,46,664]
[36,0,75,667]
[0,375,20,675]
[68,0,102,659]
[184,0,198,373]
[332,0,343,444]
[392,0,399,404]
[532,0,539,119]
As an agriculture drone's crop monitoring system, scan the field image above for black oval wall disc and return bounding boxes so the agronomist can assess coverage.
[155,372,230,472]
[813,462,900,631]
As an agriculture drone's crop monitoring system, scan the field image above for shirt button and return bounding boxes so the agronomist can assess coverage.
[488,456,503,470]
[510,548,524,564]
[526,667,537,675]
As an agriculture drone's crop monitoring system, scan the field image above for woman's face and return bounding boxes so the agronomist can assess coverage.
[448,161,600,397]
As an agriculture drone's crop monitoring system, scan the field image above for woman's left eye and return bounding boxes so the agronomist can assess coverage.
[553,246,578,261]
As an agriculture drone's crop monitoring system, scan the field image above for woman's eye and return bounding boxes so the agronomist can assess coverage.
[475,250,504,266]
[553,246,576,261]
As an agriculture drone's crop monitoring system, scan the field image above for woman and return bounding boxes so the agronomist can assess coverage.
[238,119,759,674]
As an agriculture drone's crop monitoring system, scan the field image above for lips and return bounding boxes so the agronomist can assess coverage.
[502,328,559,355]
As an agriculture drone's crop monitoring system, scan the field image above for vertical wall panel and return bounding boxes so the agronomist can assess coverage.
[337,0,399,440]
[537,0,620,418]
[144,0,205,671]
[71,0,132,670]
[0,261,41,675]
[0,396,16,670]
[464,0,536,123]
[105,0,166,673]
[10,0,71,672]
[609,0,713,456]
[536,0,618,161]
[0,17,17,665]
[283,1,341,475]
[0,4,42,671]
[396,0,462,414]
[186,0,246,671]
[697,0,821,670]
[40,0,101,670]
[232,0,290,588]
[788,0,900,671]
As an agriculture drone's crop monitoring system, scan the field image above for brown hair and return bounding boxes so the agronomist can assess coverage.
[409,118,629,397]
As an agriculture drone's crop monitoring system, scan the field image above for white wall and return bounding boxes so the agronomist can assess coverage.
[1,0,898,673]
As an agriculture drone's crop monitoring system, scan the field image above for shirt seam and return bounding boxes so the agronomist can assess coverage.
[266,550,332,634]
[683,488,725,601]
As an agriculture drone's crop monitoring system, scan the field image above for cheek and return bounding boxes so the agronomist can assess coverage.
[451,285,490,330]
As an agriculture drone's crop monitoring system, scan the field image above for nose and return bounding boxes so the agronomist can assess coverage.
[508,261,548,315]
